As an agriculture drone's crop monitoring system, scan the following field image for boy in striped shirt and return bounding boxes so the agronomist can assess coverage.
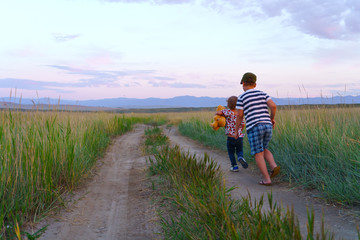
[235,72,280,186]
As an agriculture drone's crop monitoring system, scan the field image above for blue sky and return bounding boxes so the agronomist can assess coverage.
[1,0,359,100]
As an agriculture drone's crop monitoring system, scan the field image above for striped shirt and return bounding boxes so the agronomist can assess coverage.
[236,89,272,131]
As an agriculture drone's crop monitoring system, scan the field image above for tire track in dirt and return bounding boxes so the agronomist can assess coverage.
[34,125,160,240]
[165,126,359,240]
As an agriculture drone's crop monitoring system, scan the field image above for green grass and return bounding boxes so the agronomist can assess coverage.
[178,118,233,152]
[273,107,360,204]
[145,127,334,239]
[178,118,252,164]
[144,126,169,155]
[0,110,160,239]
[178,107,360,205]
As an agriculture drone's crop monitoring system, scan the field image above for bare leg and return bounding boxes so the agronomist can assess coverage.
[264,149,277,170]
[254,151,271,183]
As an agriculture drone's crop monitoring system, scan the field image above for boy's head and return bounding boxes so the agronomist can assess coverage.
[227,96,238,110]
[240,72,256,86]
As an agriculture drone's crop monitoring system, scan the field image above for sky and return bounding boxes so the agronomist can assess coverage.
[1,0,360,101]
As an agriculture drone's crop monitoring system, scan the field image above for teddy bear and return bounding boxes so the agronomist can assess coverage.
[210,105,226,130]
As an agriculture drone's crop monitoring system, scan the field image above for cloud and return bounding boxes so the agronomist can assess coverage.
[148,73,207,88]
[153,76,176,81]
[48,65,153,77]
[170,82,206,88]
[149,80,205,88]
[159,0,193,4]
[3,65,206,92]
[52,33,81,42]
[0,64,155,91]
[257,0,360,40]
[0,78,65,90]
[101,0,360,40]
[47,65,154,87]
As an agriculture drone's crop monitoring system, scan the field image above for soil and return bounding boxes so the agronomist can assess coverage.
[29,125,359,240]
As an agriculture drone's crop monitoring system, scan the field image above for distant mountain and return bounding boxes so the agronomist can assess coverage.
[1,95,359,109]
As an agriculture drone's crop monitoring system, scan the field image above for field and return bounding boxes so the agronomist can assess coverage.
[0,105,359,239]
[177,106,360,205]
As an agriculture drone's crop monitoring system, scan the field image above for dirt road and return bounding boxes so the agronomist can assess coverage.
[33,125,359,239]
[36,125,160,240]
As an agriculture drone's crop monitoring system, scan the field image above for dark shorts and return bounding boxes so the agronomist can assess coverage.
[247,124,272,155]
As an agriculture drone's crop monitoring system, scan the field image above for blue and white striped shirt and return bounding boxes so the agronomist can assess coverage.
[236,89,272,131]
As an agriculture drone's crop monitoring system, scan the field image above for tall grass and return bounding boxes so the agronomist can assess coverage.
[144,127,169,155]
[178,107,360,205]
[145,127,332,239]
[178,118,229,151]
[123,111,211,126]
[273,107,360,204]
[0,110,147,239]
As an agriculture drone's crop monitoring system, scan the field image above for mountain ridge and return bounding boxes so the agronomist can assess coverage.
[1,95,359,109]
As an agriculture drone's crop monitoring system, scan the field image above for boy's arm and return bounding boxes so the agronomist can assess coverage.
[235,109,244,138]
[267,99,277,128]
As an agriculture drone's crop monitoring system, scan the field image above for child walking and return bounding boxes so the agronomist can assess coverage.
[215,96,248,172]
[235,72,280,185]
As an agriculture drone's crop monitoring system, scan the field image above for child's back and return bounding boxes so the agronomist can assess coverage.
[216,96,248,171]
[235,72,279,185]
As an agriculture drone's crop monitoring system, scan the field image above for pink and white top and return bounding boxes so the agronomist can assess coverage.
[221,109,245,137]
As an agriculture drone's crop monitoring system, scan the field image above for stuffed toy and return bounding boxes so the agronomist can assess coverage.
[210,105,226,130]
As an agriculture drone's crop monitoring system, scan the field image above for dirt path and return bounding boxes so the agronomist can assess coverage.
[32,125,359,240]
[35,125,160,240]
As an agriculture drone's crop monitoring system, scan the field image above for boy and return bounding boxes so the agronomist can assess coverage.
[235,72,280,185]
[215,96,248,172]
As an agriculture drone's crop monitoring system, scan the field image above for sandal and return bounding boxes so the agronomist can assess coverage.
[259,180,272,186]
[270,166,280,178]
